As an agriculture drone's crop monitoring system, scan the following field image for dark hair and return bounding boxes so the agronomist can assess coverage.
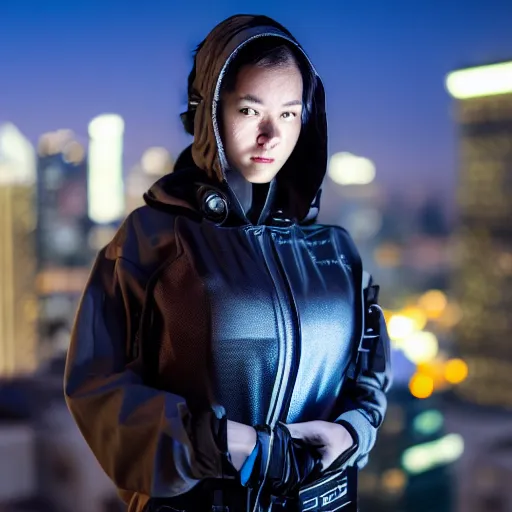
[182,38,316,134]
[221,39,297,91]
[222,38,315,125]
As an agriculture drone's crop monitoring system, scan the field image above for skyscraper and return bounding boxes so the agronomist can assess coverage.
[87,114,125,225]
[36,130,93,360]
[37,130,90,269]
[0,123,38,376]
[446,60,512,409]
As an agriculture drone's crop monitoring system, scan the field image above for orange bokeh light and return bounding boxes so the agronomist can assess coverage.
[409,373,434,399]
[445,359,469,384]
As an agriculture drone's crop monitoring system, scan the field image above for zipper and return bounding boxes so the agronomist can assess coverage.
[252,227,300,512]
[259,227,296,428]
[257,227,298,429]
[270,230,301,424]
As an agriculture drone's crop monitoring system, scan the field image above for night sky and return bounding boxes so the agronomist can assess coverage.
[2,0,512,202]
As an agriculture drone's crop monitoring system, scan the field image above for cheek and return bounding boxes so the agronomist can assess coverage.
[284,123,302,155]
[225,119,253,154]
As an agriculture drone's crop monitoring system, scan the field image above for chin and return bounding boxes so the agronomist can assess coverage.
[240,163,280,184]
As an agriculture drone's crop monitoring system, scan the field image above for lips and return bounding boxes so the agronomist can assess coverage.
[251,157,275,164]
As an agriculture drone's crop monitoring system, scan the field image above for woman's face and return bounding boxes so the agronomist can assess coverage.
[221,61,303,183]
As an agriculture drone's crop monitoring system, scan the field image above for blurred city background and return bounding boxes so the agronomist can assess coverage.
[1,1,512,511]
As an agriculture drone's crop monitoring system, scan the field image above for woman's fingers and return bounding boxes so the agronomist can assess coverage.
[286,422,329,446]
[285,423,304,439]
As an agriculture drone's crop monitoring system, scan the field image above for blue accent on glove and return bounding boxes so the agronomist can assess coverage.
[240,442,260,486]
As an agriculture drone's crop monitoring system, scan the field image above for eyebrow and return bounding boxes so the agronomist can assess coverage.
[239,94,302,107]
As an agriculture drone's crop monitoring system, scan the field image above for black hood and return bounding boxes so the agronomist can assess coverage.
[146,14,327,226]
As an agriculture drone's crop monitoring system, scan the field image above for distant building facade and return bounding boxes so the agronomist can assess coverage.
[0,123,38,376]
[447,60,512,409]
[36,130,93,361]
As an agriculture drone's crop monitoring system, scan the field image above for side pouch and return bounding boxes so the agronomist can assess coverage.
[346,284,387,381]
[298,466,358,511]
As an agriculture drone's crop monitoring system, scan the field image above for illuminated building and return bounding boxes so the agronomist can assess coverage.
[321,151,384,257]
[320,151,410,301]
[37,130,90,268]
[0,123,38,376]
[87,114,125,224]
[446,59,512,409]
[36,130,93,359]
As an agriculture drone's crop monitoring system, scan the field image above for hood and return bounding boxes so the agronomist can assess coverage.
[147,14,327,226]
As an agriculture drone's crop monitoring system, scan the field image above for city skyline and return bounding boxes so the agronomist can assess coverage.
[2,1,512,204]
[2,6,512,509]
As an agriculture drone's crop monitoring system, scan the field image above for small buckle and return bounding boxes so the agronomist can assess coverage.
[270,209,293,226]
[271,495,288,507]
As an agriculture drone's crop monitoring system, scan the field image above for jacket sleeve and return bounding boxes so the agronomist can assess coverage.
[64,247,226,498]
[334,274,393,470]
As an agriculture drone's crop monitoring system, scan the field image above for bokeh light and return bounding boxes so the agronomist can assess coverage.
[446,61,512,99]
[444,358,469,384]
[328,152,376,185]
[402,434,464,474]
[381,468,407,495]
[409,373,434,399]
[413,410,444,436]
[62,140,85,165]
[388,314,416,343]
[401,306,428,331]
[402,331,439,364]
[418,290,448,319]
[374,243,402,268]
[141,146,172,175]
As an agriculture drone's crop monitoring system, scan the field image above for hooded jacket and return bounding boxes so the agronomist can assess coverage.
[64,14,391,512]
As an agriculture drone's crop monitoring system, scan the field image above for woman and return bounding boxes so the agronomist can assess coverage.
[64,14,392,512]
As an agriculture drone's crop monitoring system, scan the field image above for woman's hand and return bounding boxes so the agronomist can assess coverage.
[226,420,257,471]
[286,420,354,471]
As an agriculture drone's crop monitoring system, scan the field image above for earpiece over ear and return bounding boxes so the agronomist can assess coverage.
[180,109,195,136]
[182,40,205,136]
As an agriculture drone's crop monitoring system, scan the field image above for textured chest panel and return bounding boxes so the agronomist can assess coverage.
[142,219,280,422]
[142,218,359,425]
[271,228,358,422]
[174,221,281,424]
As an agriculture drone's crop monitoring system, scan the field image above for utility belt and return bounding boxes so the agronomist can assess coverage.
[143,468,357,511]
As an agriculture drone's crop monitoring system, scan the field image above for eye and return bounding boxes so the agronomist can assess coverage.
[281,111,298,120]
[240,107,258,116]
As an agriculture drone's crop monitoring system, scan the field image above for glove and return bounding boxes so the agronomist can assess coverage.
[241,422,321,497]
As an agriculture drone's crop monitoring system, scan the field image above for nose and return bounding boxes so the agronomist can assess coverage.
[257,121,280,150]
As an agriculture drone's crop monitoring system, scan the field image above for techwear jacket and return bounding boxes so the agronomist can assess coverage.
[64,14,392,512]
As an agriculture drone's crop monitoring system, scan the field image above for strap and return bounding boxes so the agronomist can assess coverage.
[346,275,382,381]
